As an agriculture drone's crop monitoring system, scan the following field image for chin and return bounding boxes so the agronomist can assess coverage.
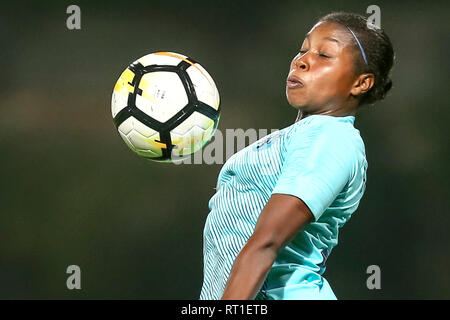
[286,91,307,110]
[286,97,306,110]
[286,95,298,109]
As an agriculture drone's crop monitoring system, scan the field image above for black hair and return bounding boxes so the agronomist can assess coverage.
[318,12,395,106]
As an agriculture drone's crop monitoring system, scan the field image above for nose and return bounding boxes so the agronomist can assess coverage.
[293,54,309,71]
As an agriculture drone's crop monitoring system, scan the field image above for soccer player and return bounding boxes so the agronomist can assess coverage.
[200,12,394,300]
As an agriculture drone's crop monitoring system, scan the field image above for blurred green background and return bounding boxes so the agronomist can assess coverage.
[0,0,448,299]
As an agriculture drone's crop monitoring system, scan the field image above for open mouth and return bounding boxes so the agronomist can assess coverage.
[286,76,304,88]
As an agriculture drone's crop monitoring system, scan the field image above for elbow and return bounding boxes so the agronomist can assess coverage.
[234,237,278,276]
[244,233,282,258]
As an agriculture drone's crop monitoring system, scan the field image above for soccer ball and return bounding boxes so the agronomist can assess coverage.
[111,52,220,162]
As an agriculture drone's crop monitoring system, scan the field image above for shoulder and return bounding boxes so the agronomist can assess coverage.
[289,114,361,145]
[287,114,367,169]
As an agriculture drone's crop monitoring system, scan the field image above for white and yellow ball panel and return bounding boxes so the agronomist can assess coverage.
[170,112,215,157]
[137,52,189,67]
[135,71,188,123]
[139,51,220,112]
[118,117,164,158]
[186,63,220,111]
[112,68,135,117]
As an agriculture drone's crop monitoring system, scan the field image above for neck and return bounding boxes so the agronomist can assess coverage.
[295,106,357,123]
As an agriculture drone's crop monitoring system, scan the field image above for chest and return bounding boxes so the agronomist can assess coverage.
[216,128,292,188]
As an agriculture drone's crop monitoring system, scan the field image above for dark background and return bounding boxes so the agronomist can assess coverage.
[0,0,448,299]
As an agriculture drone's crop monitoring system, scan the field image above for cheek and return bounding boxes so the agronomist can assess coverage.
[312,64,354,96]
[308,67,338,98]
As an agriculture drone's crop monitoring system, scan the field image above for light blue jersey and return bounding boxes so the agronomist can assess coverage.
[200,114,368,300]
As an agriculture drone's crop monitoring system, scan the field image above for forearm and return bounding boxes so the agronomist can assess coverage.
[221,194,314,299]
[221,240,278,300]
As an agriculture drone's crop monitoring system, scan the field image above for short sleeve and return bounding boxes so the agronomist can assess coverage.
[272,121,356,221]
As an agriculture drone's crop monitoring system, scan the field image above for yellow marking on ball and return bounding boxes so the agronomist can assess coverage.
[114,68,135,94]
[149,140,167,149]
[138,75,157,102]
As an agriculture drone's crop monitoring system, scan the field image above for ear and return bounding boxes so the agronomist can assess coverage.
[350,73,375,97]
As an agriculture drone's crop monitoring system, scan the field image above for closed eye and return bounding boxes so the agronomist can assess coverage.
[299,50,331,58]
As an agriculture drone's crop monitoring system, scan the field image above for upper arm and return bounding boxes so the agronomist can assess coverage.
[249,121,356,250]
[272,122,356,220]
[248,193,314,251]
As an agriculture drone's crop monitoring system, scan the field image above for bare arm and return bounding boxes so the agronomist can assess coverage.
[221,193,315,300]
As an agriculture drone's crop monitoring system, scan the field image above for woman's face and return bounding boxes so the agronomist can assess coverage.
[286,21,361,114]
